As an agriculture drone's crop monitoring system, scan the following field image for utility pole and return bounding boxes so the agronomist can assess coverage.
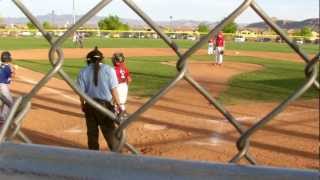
[51,10,55,27]
[169,16,173,32]
[73,0,76,24]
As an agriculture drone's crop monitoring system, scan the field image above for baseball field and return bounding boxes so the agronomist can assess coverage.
[0,37,319,170]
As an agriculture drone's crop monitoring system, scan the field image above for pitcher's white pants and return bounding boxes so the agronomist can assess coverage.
[215,47,224,64]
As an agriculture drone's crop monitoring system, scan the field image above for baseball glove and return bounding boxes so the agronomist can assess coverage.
[220,50,224,55]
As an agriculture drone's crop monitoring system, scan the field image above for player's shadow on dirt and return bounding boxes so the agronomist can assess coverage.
[159,96,213,109]
[22,128,86,149]
[267,117,316,129]
[228,109,318,138]
[240,121,318,140]
[138,116,317,160]
[129,96,318,140]
[290,101,319,109]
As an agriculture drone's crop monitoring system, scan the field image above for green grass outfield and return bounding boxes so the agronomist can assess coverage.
[0,37,318,54]
[14,55,318,104]
[194,56,318,104]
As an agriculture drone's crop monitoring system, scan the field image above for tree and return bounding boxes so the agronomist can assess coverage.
[222,22,238,33]
[197,23,209,33]
[299,27,312,37]
[27,22,36,29]
[98,15,130,30]
[43,21,52,29]
[0,16,5,29]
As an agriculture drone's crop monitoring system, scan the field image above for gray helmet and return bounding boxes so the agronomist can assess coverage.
[1,51,12,62]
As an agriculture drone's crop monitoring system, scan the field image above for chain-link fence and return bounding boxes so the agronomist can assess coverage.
[0,0,319,166]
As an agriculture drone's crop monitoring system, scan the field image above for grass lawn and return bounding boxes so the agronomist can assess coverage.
[14,56,177,97]
[14,55,318,103]
[1,37,318,54]
[192,55,319,104]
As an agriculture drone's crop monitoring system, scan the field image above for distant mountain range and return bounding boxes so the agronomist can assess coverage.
[246,18,319,31]
[2,14,318,31]
[3,14,218,29]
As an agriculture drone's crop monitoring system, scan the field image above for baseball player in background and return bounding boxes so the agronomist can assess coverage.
[0,51,14,127]
[207,36,215,55]
[72,32,78,47]
[112,52,132,116]
[214,31,225,66]
[78,32,85,48]
[73,32,84,48]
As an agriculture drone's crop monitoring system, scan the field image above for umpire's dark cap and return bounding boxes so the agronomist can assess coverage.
[86,46,104,63]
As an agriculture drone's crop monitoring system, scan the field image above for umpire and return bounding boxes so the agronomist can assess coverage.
[77,46,120,151]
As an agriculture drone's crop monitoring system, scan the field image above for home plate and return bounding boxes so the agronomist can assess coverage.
[143,123,167,131]
[187,133,227,147]
[209,132,223,145]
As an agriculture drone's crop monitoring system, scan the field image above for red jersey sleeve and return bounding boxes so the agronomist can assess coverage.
[125,67,131,80]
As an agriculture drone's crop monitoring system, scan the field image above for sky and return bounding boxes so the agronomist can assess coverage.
[0,0,318,23]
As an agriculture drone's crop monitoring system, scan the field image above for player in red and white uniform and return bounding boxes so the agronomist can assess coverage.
[215,31,225,65]
[112,53,132,114]
[208,37,215,55]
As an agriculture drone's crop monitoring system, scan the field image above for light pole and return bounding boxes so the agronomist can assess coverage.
[169,16,173,32]
[72,0,76,24]
[51,10,55,26]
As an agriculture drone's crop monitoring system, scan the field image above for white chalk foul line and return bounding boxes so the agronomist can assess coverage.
[16,76,85,134]
[64,126,84,133]
[143,123,168,131]
[187,141,225,147]
[17,76,79,103]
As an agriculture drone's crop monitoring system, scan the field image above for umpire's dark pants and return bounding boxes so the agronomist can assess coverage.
[83,99,116,151]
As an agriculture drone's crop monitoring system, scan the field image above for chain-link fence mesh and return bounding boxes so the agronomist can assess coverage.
[0,0,319,165]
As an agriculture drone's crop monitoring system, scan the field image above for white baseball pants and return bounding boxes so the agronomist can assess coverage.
[215,47,224,64]
[0,83,13,121]
[117,83,128,111]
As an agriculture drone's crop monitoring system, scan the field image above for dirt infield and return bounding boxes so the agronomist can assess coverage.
[7,48,319,170]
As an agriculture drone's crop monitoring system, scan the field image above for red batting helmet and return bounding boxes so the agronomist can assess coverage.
[112,52,125,66]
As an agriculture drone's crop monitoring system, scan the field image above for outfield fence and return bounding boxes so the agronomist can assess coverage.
[0,0,319,178]
[0,28,318,43]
